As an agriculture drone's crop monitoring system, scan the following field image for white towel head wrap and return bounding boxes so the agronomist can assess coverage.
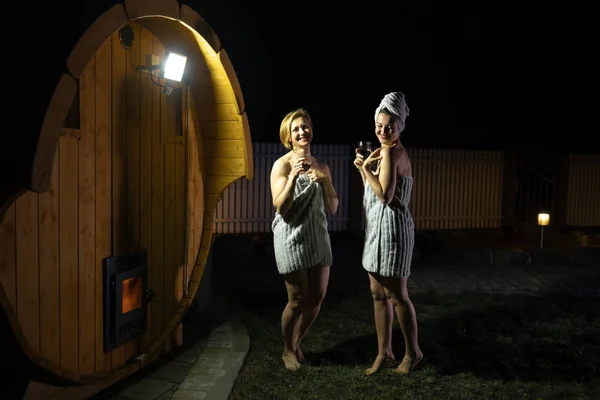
[374,92,410,133]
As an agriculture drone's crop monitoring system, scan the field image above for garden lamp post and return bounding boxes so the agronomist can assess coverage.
[537,212,550,248]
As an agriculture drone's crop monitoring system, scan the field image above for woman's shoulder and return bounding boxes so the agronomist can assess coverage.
[274,151,293,164]
[271,152,292,174]
[380,144,409,162]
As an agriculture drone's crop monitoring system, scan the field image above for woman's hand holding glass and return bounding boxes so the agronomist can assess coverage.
[354,146,381,171]
[291,154,311,177]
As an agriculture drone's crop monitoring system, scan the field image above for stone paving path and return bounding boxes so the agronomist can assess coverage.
[93,315,248,400]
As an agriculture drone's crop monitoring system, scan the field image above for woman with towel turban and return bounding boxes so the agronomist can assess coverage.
[353,92,423,375]
[270,108,339,371]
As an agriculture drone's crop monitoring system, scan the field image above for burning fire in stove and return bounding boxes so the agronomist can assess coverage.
[103,249,149,352]
[121,276,142,314]
[122,276,143,314]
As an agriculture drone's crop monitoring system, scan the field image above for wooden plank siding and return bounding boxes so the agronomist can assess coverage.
[125,21,142,361]
[59,134,79,372]
[110,25,128,370]
[138,24,154,355]
[0,20,214,380]
[183,31,253,307]
[16,192,40,355]
[94,37,113,373]
[38,150,60,366]
[78,48,96,375]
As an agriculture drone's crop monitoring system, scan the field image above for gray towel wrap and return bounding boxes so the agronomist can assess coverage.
[272,174,332,274]
[362,176,414,278]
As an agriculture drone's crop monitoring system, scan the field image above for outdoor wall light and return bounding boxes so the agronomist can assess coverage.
[137,50,187,95]
[162,51,187,82]
[537,212,550,248]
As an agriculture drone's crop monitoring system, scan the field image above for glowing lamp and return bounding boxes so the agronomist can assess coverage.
[537,212,550,248]
[163,51,187,82]
[137,50,188,95]
[537,213,550,226]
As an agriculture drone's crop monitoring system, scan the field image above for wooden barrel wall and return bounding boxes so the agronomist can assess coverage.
[0,21,204,379]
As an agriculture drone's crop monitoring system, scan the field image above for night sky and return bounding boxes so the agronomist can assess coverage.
[185,1,595,153]
[27,2,595,155]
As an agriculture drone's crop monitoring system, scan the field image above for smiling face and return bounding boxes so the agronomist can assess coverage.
[375,112,400,146]
[279,108,313,150]
[290,116,312,149]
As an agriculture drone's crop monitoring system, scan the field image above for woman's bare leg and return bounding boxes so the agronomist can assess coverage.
[292,265,330,362]
[365,273,395,375]
[281,271,307,370]
[386,277,423,374]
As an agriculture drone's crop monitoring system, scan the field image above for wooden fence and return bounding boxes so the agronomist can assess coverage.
[213,142,350,233]
[566,154,600,227]
[212,143,505,233]
[410,148,504,230]
[514,153,557,226]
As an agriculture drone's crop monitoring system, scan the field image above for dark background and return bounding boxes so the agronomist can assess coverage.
[185,1,595,152]
[27,1,596,156]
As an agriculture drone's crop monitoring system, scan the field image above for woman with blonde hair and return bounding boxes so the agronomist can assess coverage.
[270,108,339,371]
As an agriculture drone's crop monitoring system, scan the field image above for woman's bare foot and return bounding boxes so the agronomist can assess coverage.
[395,352,423,374]
[282,351,301,371]
[295,347,304,363]
[365,353,395,376]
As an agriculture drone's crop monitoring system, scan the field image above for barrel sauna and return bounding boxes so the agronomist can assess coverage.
[0,1,253,398]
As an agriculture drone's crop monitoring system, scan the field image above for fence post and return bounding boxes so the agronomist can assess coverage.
[502,150,518,228]
[554,153,570,229]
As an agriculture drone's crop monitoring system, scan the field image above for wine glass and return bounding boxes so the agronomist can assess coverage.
[357,141,372,158]
[301,153,312,172]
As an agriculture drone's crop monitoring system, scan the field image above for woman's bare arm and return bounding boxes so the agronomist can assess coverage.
[318,164,339,215]
[270,158,299,216]
[362,147,397,205]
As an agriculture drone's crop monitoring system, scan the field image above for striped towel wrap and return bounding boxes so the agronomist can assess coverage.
[362,176,415,278]
[272,174,332,275]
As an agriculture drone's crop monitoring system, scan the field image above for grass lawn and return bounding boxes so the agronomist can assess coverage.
[226,289,599,400]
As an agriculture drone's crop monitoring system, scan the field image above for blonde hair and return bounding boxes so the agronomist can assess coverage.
[279,108,312,149]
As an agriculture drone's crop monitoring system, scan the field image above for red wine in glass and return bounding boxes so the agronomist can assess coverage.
[358,141,372,158]
[301,154,312,171]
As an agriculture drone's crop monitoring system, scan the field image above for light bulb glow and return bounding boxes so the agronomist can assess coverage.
[537,213,550,226]
[163,51,187,82]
